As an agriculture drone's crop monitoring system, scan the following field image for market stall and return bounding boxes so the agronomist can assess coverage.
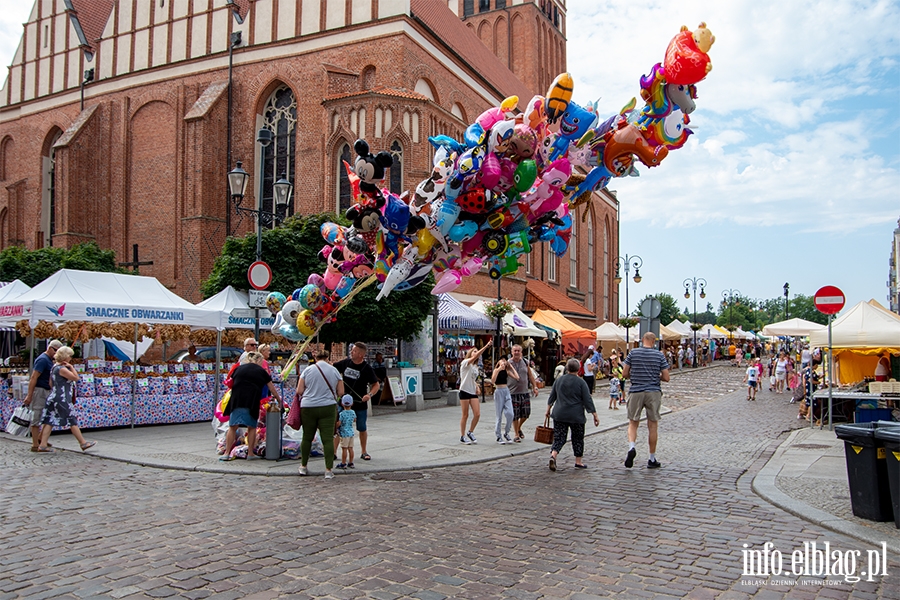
[0,269,224,429]
[436,294,494,390]
[531,309,595,357]
[761,317,825,337]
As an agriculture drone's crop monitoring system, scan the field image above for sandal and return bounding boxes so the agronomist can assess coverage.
[36,447,54,453]
[361,453,371,460]
[80,441,97,451]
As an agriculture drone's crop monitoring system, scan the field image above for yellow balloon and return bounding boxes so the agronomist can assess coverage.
[296,309,318,337]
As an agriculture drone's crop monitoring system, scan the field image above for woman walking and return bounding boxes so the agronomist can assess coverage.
[545,358,599,471]
[491,355,519,444]
[457,339,491,444]
[295,349,344,479]
[221,351,283,461]
[581,350,596,394]
[774,351,789,394]
[36,345,96,453]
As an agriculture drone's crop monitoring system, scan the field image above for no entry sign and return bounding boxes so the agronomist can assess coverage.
[814,285,844,315]
[247,261,272,291]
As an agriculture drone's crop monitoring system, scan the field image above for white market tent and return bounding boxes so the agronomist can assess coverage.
[761,317,825,337]
[594,321,626,342]
[808,300,900,350]
[0,279,32,328]
[196,285,276,330]
[697,324,727,339]
[666,320,693,337]
[0,269,223,328]
[469,300,547,338]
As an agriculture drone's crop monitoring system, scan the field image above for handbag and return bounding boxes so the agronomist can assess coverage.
[5,405,32,437]
[286,394,302,430]
[534,416,554,445]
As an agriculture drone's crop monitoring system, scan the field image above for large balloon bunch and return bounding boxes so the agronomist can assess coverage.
[266,22,715,344]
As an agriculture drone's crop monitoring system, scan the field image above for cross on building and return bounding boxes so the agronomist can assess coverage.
[118,244,154,273]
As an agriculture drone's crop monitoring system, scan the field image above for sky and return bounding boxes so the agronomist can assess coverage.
[0,1,898,319]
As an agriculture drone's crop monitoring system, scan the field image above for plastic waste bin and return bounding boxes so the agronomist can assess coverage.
[265,405,282,460]
[835,423,894,522]
[874,426,900,529]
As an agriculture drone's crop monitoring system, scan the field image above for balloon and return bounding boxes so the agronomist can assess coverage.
[280,300,302,327]
[290,288,303,301]
[545,72,574,124]
[296,309,318,337]
[353,139,393,197]
[476,95,518,131]
[297,284,322,310]
[265,292,287,315]
[602,120,668,174]
[464,123,486,148]
[480,152,502,190]
[376,245,418,301]
[278,324,305,342]
[548,101,598,162]
[663,23,714,85]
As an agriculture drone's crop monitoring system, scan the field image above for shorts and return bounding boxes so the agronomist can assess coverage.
[775,371,786,381]
[30,387,50,427]
[339,436,354,449]
[626,391,662,422]
[459,390,478,400]
[228,407,257,428]
[610,393,620,400]
[354,408,368,432]
[748,381,757,389]
[511,392,531,420]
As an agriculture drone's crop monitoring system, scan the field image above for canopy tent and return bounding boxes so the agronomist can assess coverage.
[438,294,494,331]
[733,328,755,340]
[594,321,626,342]
[697,324,727,339]
[470,300,548,338]
[761,317,825,337]
[0,280,32,328]
[0,269,223,329]
[531,309,594,355]
[714,325,732,337]
[808,300,900,384]
[666,320,693,337]
[196,285,276,330]
[659,323,683,341]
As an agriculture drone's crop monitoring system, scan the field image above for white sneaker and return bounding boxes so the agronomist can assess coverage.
[467,432,477,444]
[497,436,506,445]
[324,470,334,479]
[460,436,471,445]
[298,466,308,476]
[504,433,512,443]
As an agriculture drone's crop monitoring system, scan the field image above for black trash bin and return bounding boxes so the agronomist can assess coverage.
[874,427,900,529]
[835,423,894,522]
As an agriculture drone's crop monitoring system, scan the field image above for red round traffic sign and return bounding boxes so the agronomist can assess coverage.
[814,285,844,315]
[247,261,272,290]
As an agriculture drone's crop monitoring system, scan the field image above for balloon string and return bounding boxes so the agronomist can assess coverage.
[280,274,379,378]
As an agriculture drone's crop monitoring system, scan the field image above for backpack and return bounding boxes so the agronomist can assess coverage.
[578,361,585,377]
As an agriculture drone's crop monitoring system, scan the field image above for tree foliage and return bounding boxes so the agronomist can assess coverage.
[202,212,435,343]
[0,242,129,287]
[634,292,681,325]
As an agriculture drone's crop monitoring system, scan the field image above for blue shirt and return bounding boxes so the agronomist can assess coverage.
[338,408,356,438]
[624,346,669,393]
[33,353,54,390]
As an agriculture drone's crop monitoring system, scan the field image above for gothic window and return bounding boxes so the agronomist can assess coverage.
[496,0,506,7]
[338,143,352,213]
[569,221,577,288]
[389,140,402,195]
[464,0,474,17]
[479,0,490,12]
[603,220,610,320]
[587,212,594,315]
[41,128,62,247]
[548,244,557,282]
[261,86,296,226]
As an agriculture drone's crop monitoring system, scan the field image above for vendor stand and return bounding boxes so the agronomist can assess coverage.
[437,295,494,393]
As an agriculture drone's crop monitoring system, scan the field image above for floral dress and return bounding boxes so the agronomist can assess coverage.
[41,365,78,427]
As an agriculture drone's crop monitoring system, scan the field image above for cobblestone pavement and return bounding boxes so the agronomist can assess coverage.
[1,367,897,599]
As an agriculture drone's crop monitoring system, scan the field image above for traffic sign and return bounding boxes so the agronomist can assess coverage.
[247,261,272,290]
[248,289,269,308]
[814,285,844,315]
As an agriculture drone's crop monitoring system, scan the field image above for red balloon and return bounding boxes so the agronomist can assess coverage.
[664,28,712,85]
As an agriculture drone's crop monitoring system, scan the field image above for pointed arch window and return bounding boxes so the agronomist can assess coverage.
[587,212,594,314]
[41,129,62,247]
[569,221,577,288]
[603,221,610,320]
[389,140,402,195]
[261,86,296,227]
[338,143,352,213]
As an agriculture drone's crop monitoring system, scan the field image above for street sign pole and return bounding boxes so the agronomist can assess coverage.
[827,314,833,431]
[813,285,844,431]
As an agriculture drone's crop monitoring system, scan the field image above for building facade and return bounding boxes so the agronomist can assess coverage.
[0,0,619,325]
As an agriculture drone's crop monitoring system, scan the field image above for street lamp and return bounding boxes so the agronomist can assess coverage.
[722,288,741,343]
[227,128,293,339]
[614,254,643,354]
[783,282,790,321]
[683,277,706,367]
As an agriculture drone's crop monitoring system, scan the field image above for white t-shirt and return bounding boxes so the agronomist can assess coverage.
[775,359,788,373]
[459,359,479,394]
[299,362,343,407]
[801,349,811,363]
[875,359,890,377]
[746,366,759,382]
[584,360,596,376]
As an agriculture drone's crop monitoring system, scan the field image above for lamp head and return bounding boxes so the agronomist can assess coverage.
[684,291,690,299]
[273,172,293,208]
[228,161,250,202]
[700,290,706,299]
[257,128,273,148]
[632,269,642,284]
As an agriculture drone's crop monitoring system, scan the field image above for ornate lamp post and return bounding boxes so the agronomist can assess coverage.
[227,128,293,338]
[722,288,741,343]
[683,277,706,367]
[614,254,643,354]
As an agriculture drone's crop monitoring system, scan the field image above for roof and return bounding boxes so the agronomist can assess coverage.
[523,279,595,319]
[69,0,115,49]
[323,86,431,103]
[531,310,594,335]
[438,294,493,331]
[409,0,533,104]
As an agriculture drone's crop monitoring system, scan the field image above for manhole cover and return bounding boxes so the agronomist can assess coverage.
[793,444,831,450]
[369,472,427,482]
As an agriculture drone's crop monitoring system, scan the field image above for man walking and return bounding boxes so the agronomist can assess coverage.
[509,344,539,442]
[334,342,380,460]
[23,340,62,451]
[623,332,670,469]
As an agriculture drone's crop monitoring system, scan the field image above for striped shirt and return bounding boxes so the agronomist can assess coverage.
[624,347,669,393]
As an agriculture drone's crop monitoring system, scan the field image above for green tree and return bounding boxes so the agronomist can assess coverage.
[787,294,830,325]
[202,212,434,343]
[0,242,128,286]
[634,292,680,325]
[716,294,757,331]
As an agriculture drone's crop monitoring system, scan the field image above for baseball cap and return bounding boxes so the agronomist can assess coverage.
[48,340,63,349]
[341,394,353,406]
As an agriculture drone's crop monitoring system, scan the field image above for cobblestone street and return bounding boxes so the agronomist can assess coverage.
[1,367,896,599]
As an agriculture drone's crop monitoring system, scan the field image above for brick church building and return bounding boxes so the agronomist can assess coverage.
[0,0,620,326]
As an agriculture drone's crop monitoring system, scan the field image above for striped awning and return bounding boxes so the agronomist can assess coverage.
[438,294,494,331]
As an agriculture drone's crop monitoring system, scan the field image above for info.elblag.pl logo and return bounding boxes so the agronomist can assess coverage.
[741,541,890,584]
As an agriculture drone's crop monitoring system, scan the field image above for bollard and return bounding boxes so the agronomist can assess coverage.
[405,393,425,411]
[446,390,461,406]
[265,407,282,460]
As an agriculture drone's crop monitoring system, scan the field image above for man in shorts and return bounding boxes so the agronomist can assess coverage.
[508,344,539,442]
[334,342,379,460]
[23,340,62,451]
[622,332,670,469]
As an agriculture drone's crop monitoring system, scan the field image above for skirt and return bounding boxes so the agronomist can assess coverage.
[229,408,257,428]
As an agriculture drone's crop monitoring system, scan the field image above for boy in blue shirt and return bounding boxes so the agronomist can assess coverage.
[337,395,356,468]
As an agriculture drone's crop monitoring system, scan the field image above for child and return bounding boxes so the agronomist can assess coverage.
[337,394,356,469]
[743,362,759,401]
[608,373,621,410]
